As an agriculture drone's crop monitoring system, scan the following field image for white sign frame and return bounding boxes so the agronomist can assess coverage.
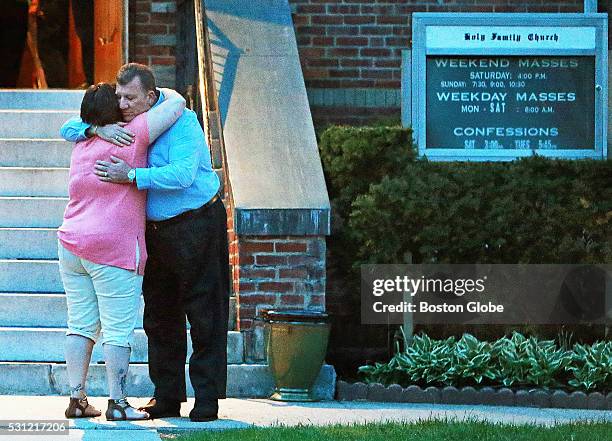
[410,13,608,161]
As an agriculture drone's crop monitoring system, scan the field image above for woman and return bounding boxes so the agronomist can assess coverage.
[57,83,185,420]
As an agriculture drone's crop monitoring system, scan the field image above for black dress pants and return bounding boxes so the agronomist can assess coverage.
[143,197,229,402]
[0,1,28,87]
[71,0,93,85]
[37,0,69,87]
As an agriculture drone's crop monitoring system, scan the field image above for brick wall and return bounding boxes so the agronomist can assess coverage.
[287,0,587,125]
[289,0,585,89]
[235,236,326,330]
[233,234,326,362]
[130,0,178,86]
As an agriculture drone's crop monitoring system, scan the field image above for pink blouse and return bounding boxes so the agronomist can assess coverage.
[58,114,149,274]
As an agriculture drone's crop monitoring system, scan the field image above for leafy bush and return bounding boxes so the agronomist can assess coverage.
[319,125,612,277]
[451,333,498,386]
[493,332,535,387]
[358,332,611,392]
[493,333,571,388]
[399,333,456,386]
[319,125,414,216]
[568,341,612,391]
[349,158,612,266]
[318,126,415,296]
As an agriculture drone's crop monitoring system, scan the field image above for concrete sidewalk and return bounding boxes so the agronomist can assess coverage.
[0,396,610,440]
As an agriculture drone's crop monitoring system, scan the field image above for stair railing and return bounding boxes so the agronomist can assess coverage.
[193,0,227,174]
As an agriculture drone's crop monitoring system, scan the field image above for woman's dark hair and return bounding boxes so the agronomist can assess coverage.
[80,83,121,126]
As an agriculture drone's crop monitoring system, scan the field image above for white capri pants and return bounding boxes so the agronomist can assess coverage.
[58,242,143,348]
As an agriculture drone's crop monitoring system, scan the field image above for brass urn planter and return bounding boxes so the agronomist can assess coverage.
[263,310,330,401]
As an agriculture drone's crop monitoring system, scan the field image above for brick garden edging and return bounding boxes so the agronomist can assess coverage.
[336,381,612,410]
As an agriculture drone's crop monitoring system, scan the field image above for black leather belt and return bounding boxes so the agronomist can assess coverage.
[147,193,220,231]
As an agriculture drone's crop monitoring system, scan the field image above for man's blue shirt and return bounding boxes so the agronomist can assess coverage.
[59,90,220,221]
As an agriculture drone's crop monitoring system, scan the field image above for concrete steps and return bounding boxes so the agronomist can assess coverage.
[0,139,72,167]
[0,196,66,227]
[0,228,58,259]
[0,328,244,364]
[0,293,133,328]
[0,167,69,197]
[0,90,84,110]
[0,110,75,138]
[0,259,63,292]
[0,291,236,330]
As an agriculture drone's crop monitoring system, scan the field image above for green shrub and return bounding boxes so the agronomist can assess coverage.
[358,331,610,392]
[493,332,571,389]
[358,333,456,387]
[318,126,415,294]
[349,157,612,266]
[319,125,415,216]
[451,333,499,386]
[319,125,611,274]
[568,341,612,391]
[493,332,534,387]
[319,125,611,371]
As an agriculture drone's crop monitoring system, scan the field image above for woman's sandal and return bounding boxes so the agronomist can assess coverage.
[65,397,102,418]
[105,399,151,421]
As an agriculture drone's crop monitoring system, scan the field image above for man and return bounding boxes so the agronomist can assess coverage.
[37,0,69,87]
[0,1,28,87]
[60,63,229,422]
[70,0,94,86]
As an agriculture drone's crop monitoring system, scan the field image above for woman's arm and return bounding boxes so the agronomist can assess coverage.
[146,88,186,143]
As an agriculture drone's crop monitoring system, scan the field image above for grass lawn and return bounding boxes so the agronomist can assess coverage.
[168,420,612,441]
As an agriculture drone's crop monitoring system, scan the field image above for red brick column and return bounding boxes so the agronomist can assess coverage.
[226,185,327,362]
[129,0,177,85]
[234,235,326,362]
[235,236,326,328]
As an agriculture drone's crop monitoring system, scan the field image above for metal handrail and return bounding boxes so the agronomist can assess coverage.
[193,0,225,156]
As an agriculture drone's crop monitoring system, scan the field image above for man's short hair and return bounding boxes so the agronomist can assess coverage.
[80,83,122,126]
[116,63,156,92]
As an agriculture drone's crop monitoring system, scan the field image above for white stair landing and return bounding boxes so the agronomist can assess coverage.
[0,259,63,292]
[0,110,76,139]
[0,89,84,110]
[0,196,67,228]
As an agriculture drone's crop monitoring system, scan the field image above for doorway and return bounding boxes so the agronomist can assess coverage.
[0,0,125,89]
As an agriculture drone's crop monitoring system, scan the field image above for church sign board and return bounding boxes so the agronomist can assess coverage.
[410,14,608,161]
